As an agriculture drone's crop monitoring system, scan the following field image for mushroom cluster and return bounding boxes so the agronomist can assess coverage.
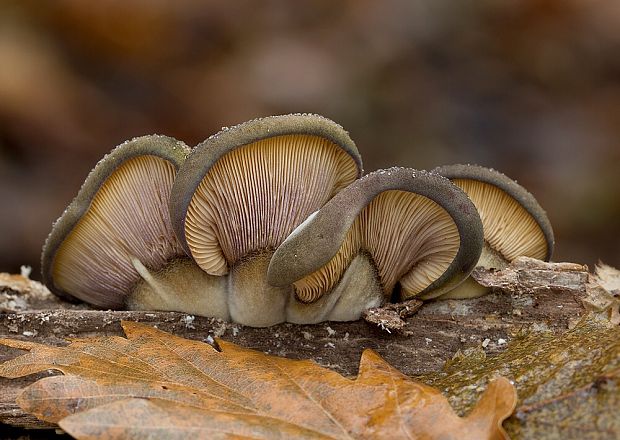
[42,114,554,327]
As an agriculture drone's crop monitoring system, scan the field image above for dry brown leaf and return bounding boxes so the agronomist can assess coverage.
[587,263,620,324]
[0,321,516,439]
[593,263,620,294]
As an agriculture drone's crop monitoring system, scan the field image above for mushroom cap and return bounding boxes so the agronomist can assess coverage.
[433,164,554,262]
[41,135,190,307]
[267,167,484,301]
[170,113,363,275]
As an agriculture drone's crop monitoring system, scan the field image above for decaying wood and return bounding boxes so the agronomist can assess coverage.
[472,258,588,292]
[0,257,611,430]
[362,298,423,332]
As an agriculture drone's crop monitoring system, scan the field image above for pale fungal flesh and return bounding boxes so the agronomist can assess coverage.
[51,155,185,307]
[452,179,547,261]
[184,134,359,274]
[126,258,229,320]
[286,253,383,324]
[294,190,460,302]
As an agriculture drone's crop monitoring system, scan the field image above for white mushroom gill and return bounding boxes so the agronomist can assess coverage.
[293,190,460,302]
[184,134,359,274]
[453,179,547,262]
[53,155,184,306]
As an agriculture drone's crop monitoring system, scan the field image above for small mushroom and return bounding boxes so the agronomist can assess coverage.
[432,164,555,299]
[170,114,362,326]
[267,167,484,323]
[42,136,229,319]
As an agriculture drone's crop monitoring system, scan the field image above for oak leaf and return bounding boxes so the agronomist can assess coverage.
[0,321,516,439]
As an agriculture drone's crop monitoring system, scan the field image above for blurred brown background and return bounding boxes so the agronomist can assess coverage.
[1,0,618,278]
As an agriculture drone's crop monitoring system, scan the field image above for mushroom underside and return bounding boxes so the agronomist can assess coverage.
[51,155,185,307]
[292,190,461,303]
[45,126,557,326]
[452,178,548,262]
[184,134,360,276]
[431,178,550,300]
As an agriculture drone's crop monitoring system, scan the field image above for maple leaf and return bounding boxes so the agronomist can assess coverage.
[0,321,516,439]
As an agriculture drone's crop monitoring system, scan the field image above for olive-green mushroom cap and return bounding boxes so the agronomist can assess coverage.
[267,167,484,300]
[42,135,190,307]
[433,164,554,262]
[170,113,363,275]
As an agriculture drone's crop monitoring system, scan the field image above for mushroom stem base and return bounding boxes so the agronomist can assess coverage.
[287,253,384,324]
[433,243,508,300]
[435,275,490,300]
[228,252,290,327]
[126,258,229,320]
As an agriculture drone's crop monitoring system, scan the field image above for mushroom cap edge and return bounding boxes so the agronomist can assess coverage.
[267,167,484,299]
[169,113,364,255]
[41,135,190,304]
[433,163,555,261]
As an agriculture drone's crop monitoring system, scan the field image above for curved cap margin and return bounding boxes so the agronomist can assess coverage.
[268,167,484,298]
[169,113,363,254]
[41,135,190,304]
[433,164,554,261]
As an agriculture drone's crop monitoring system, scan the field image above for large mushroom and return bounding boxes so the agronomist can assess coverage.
[170,114,362,326]
[432,164,555,299]
[267,167,484,323]
[42,136,229,319]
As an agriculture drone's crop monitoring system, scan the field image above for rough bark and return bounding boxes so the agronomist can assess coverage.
[0,257,610,430]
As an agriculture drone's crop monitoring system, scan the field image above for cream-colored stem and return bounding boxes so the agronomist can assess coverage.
[326,253,384,321]
[286,253,384,324]
[433,243,508,300]
[477,242,509,270]
[130,257,175,307]
[127,258,229,320]
[228,252,290,327]
[436,275,490,300]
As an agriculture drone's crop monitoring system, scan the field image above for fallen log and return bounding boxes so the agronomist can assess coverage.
[1,257,614,430]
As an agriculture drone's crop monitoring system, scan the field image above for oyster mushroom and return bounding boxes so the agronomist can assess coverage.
[42,136,229,319]
[170,114,362,326]
[432,164,555,299]
[267,167,484,323]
